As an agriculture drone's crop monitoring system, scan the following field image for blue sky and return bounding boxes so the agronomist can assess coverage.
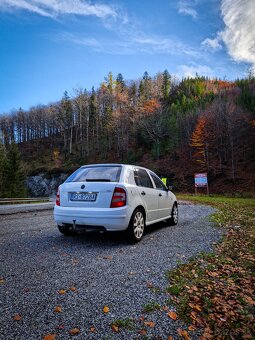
[0,0,254,113]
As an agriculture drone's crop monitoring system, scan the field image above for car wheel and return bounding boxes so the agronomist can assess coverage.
[168,203,178,225]
[58,224,76,236]
[127,209,145,242]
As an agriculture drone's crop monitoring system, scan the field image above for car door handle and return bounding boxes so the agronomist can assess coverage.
[159,193,162,197]
[141,191,146,196]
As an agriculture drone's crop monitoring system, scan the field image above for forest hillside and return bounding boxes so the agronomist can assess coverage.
[0,71,255,195]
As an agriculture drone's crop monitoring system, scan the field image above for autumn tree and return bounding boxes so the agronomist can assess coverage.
[190,116,208,170]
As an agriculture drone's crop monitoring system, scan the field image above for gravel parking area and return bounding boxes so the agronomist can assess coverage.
[0,203,223,339]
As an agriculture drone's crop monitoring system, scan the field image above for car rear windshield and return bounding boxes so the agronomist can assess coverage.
[65,166,122,183]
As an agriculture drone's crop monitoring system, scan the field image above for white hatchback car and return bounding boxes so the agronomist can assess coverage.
[54,164,178,242]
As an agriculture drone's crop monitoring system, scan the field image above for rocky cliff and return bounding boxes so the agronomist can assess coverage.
[26,173,68,197]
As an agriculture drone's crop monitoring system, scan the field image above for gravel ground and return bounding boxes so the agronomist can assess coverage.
[0,203,223,339]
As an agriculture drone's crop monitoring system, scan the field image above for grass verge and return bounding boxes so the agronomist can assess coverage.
[166,194,255,339]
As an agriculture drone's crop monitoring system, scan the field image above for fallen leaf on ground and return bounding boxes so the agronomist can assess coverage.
[201,332,213,339]
[208,271,218,278]
[0,278,5,284]
[43,334,56,340]
[168,311,177,320]
[111,324,119,332]
[54,306,62,313]
[69,287,77,292]
[188,325,196,331]
[138,329,147,335]
[144,321,155,328]
[58,289,66,295]
[194,305,202,312]
[13,314,22,321]
[103,306,109,313]
[168,336,173,340]
[69,328,80,335]
[89,326,96,333]
[147,282,153,288]
[177,328,190,339]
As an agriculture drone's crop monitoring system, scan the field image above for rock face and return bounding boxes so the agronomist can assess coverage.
[26,173,68,197]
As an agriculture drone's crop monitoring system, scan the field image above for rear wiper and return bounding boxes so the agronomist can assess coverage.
[85,179,111,182]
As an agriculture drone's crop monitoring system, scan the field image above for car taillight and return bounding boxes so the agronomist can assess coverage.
[56,187,60,206]
[110,187,126,208]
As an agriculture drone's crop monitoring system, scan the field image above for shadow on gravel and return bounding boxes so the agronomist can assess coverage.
[52,221,176,248]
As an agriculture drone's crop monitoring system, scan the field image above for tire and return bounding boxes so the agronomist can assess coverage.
[167,203,178,226]
[127,208,145,242]
[58,224,77,236]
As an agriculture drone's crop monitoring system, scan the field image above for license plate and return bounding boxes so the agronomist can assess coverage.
[70,192,97,202]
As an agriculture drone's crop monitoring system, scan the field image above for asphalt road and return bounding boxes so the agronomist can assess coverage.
[0,203,223,339]
[0,202,55,215]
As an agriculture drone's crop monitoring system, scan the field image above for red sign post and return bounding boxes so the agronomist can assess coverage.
[194,173,209,195]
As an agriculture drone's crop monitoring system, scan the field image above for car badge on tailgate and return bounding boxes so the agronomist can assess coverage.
[81,185,85,189]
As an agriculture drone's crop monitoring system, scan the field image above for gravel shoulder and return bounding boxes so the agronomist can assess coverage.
[0,203,223,339]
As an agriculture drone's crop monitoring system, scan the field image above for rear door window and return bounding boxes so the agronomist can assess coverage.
[65,166,122,183]
[150,172,166,191]
[134,169,153,188]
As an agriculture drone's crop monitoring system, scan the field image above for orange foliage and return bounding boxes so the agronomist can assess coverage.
[142,98,160,114]
[190,117,207,167]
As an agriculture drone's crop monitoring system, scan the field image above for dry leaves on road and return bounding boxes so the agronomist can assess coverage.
[43,334,56,340]
[89,326,96,333]
[144,321,155,328]
[69,328,80,335]
[103,306,110,313]
[177,328,190,339]
[168,311,178,320]
[111,324,119,332]
[54,306,62,313]
[13,314,22,321]
[69,286,77,292]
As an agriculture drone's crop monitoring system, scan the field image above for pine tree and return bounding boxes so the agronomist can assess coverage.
[162,69,171,102]
[116,73,125,92]
[0,142,7,197]
[5,142,26,198]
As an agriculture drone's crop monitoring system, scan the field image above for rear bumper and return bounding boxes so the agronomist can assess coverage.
[54,205,130,231]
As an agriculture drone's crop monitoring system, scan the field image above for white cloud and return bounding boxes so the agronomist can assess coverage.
[59,32,201,57]
[220,0,255,68]
[133,36,200,56]
[0,0,116,18]
[202,35,222,51]
[178,64,214,78]
[178,1,197,19]
[58,33,100,48]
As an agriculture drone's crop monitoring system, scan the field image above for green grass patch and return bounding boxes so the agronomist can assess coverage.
[143,301,161,313]
[111,318,134,330]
